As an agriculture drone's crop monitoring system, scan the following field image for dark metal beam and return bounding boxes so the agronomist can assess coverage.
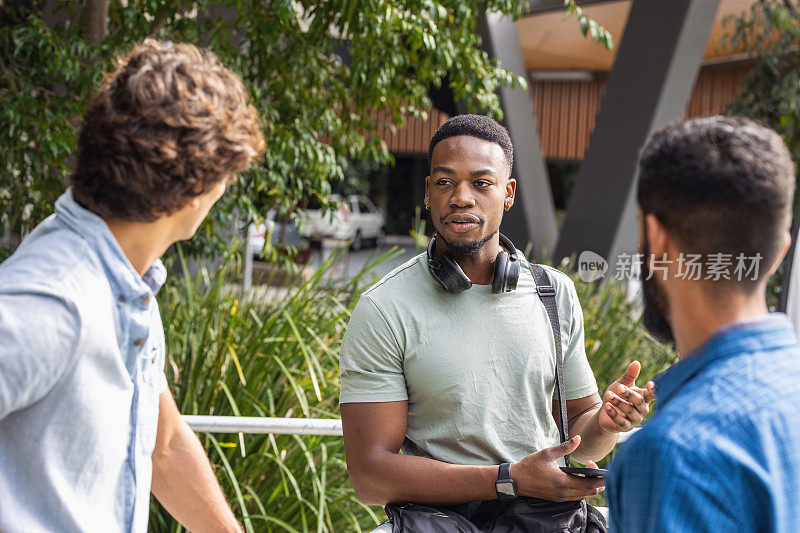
[555,0,720,266]
[477,13,559,258]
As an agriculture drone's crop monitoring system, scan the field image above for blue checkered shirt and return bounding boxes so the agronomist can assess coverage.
[607,313,800,532]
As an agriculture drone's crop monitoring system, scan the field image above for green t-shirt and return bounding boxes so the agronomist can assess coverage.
[339,252,598,466]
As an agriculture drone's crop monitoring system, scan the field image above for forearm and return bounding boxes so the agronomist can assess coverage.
[151,420,242,533]
[351,451,499,506]
[570,408,618,462]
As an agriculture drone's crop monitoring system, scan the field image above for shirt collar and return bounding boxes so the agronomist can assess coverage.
[55,188,167,300]
[654,313,798,406]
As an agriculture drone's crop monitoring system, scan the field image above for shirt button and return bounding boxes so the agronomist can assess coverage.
[118,295,126,303]
[133,339,144,347]
[142,296,150,306]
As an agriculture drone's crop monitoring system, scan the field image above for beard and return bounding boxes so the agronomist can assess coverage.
[640,238,676,344]
[438,230,497,256]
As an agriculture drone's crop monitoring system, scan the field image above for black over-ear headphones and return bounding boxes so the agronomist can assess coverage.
[426,233,520,294]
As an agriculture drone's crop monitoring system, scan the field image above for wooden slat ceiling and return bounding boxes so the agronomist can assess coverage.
[517,0,758,72]
[531,63,751,160]
[378,62,751,160]
[380,109,450,155]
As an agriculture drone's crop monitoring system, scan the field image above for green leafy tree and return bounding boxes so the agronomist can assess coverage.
[1,0,610,260]
[724,0,800,308]
[726,0,800,163]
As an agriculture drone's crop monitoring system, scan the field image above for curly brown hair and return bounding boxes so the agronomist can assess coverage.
[71,39,265,222]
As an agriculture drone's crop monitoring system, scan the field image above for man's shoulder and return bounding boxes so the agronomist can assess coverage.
[361,252,429,302]
[526,260,575,289]
[0,218,105,304]
[608,411,743,532]
[609,419,705,500]
[614,399,738,478]
[616,419,691,462]
[522,259,580,310]
[659,349,800,439]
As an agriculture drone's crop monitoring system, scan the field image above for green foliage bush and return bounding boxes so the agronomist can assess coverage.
[725,1,800,166]
[568,268,676,400]
[723,1,800,310]
[565,262,676,506]
[559,261,677,472]
[151,249,394,532]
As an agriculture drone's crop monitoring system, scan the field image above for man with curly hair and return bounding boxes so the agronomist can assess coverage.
[0,40,264,532]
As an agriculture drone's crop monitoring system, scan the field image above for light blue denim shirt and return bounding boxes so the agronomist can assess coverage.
[0,189,168,532]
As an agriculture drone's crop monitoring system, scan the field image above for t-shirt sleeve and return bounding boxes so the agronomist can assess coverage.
[559,276,599,400]
[339,294,408,404]
[0,292,80,419]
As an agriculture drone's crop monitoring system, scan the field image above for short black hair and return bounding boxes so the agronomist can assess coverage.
[428,114,513,170]
[637,116,795,286]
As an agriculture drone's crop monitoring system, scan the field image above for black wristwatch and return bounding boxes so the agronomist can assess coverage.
[495,462,517,501]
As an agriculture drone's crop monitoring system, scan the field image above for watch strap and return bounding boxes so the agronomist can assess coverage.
[495,462,517,501]
[498,462,511,481]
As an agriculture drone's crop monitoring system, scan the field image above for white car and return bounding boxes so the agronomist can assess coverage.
[248,209,307,258]
[298,194,385,250]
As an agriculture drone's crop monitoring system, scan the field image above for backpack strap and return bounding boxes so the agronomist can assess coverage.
[530,264,571,466]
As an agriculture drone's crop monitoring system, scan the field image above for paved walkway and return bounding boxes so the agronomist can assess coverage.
[309,235,420,280]
[242,235,421,299]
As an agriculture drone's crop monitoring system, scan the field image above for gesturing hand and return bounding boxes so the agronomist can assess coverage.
[509,436,605,502]
[598,360,656,433]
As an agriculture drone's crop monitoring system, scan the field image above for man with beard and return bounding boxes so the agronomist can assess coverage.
[606,116,800,532]
[339,115,653,530]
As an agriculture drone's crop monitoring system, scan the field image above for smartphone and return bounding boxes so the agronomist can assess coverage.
[560,466,608,478]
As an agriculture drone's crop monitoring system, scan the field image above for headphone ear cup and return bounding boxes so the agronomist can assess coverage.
[437,253,472,293]
[492,251,509,294]
[506,255,520,291]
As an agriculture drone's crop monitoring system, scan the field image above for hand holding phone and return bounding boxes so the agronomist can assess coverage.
[509,436,605,501]
[560,466,607,478]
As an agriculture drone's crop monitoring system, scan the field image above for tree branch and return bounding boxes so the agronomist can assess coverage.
[83,0,110,46]
[148,1,197,39]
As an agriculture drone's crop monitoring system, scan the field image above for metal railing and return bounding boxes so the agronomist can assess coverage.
[183,415,637,443]
[183,415,342,436]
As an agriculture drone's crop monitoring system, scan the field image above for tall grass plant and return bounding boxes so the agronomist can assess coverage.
[567,268,677,400]
[149,247,396,532]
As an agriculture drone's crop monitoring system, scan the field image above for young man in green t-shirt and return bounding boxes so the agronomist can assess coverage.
[339,115,652,527]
